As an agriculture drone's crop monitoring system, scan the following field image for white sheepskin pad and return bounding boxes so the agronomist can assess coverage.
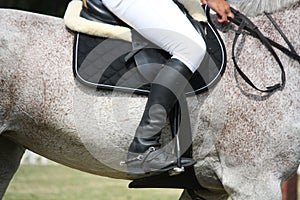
[64,0,132,41]
[64,0,207,41]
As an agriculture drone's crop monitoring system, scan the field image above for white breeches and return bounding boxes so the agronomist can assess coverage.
[102,0,206,72]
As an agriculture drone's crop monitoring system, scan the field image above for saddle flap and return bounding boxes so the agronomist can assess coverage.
[81,0,128,27]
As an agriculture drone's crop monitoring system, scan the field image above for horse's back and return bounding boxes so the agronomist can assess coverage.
[0,8,74,84]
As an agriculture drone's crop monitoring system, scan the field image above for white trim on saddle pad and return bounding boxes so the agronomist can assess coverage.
[64,0,207,42]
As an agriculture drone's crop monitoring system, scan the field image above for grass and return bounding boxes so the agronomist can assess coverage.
[4,165,182,200]
[4,165,300,200]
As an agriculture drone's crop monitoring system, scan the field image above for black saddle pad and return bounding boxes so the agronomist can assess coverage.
[73,6,226,96]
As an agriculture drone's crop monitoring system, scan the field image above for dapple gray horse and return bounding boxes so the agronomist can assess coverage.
[0,0,299,199]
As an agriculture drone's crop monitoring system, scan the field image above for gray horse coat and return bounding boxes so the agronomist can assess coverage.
[0,0,299,199]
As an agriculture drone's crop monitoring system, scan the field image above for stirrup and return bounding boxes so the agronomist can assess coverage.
[120,147,195,176]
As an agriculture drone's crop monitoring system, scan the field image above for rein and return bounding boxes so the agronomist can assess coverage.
[228,7,300,93]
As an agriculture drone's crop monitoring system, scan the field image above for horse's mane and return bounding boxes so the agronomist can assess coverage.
[227,0,300,16]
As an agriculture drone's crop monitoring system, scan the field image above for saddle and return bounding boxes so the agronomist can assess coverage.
[68,0,227,96]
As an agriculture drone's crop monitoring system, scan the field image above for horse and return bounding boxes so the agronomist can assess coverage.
[0,0,299,199]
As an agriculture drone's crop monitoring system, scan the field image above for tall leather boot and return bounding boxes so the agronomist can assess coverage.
[126,58,196,175]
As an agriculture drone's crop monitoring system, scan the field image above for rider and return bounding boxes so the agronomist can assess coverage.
[101,0,234,175]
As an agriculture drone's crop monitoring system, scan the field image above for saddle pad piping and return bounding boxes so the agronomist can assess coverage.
[185,18,226,95]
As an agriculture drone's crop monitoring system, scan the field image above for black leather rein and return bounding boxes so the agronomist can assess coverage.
[228,7,300,93]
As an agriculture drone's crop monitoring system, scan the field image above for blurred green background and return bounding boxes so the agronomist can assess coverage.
[4,164,182,200]
[0,0,70,17]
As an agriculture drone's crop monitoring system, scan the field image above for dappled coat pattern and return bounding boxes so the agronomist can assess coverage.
[0,0,299,199]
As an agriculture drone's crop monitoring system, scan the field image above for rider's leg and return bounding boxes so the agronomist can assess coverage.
[102,0,206,174]
[102,0,206,72]
[126,59,196,174]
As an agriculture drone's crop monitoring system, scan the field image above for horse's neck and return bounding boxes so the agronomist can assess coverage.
[228,0,300,16]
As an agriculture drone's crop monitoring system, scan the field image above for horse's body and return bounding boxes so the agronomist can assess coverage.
[0,1,299,199]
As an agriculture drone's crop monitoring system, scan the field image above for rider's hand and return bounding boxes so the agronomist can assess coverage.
[201,0,234,23]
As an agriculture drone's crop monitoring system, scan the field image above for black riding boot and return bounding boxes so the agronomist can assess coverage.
[126,58,196,175]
